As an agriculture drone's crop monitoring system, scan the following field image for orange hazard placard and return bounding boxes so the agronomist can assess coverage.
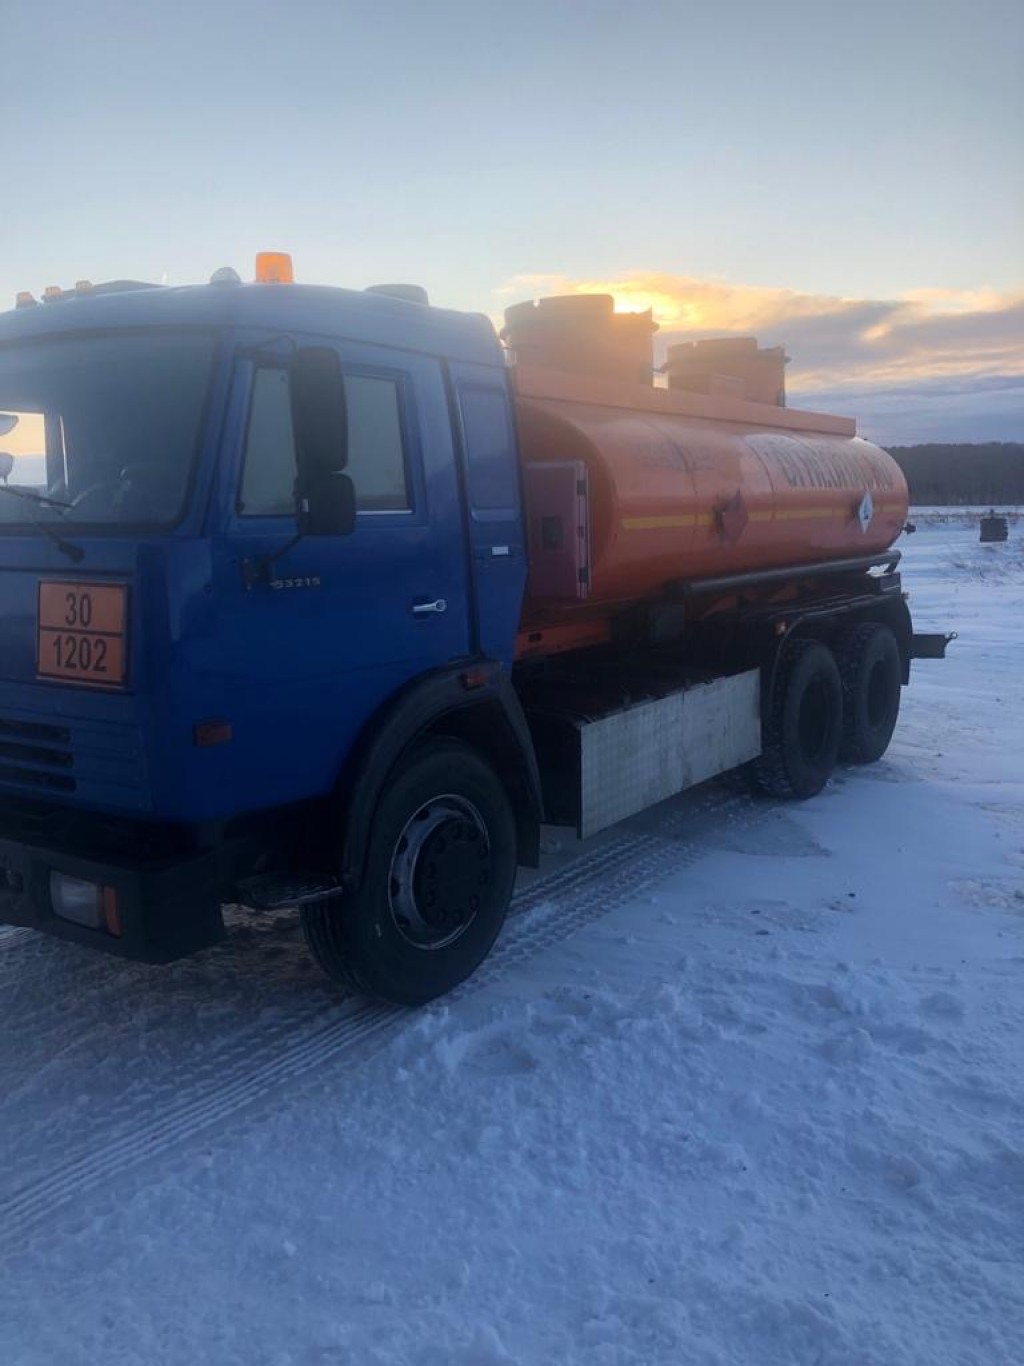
[37,582,128,689]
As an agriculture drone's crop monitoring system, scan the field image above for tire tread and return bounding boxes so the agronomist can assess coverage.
[836,622,901,765]
[754,637,842,799]
[301,738,516,1004]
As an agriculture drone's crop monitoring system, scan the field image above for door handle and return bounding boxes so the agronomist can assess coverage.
[411,598,447,616]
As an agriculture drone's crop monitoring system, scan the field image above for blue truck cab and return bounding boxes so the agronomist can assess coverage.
[0,267,544,1003]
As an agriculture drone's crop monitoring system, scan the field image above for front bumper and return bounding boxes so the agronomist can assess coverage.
[0,822,224,962]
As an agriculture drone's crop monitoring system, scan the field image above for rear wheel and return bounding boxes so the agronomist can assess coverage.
[754,638,843,799]
[302,738,517,1005]
[836,622,902,764]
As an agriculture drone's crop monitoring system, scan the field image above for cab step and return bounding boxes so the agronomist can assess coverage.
[232,874,344,911]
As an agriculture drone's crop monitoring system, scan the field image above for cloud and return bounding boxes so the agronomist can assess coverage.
[495,271,1024,443]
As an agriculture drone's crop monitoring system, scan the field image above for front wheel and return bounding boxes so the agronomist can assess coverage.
[302,738,517,1005]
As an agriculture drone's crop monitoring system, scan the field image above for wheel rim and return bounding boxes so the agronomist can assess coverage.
[798,678,832,762]
[387,794,492,951]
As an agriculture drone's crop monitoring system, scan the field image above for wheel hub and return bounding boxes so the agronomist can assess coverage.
[388,796,492,950]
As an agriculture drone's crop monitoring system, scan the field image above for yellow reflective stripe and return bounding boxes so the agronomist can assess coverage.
[767,507,840,521]
[621,514,709,531]
[621,501,902,532]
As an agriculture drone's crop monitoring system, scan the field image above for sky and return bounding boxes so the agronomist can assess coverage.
[1,0,1021,445]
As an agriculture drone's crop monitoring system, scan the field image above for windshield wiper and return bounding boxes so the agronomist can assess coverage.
[0,485,71,510]
[0,485,85,563]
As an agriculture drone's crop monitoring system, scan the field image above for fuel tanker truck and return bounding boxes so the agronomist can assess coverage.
[0,257,950,1003]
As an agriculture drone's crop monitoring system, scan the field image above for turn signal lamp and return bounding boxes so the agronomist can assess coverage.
[193,718,233,747]
[255,251,294,284]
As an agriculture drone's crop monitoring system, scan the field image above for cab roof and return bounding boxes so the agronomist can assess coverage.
[0,281,504,368]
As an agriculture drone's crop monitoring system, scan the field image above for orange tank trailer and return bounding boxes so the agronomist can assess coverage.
[507,296,909,654]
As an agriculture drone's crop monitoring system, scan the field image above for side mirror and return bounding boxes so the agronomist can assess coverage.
[290,346,353,535]
[299,469,356,536]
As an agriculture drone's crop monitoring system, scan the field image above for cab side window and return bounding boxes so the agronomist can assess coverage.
[345,374,409,512]
[238,366,411,517]
[239,369,295,516]
[458,384,518,511]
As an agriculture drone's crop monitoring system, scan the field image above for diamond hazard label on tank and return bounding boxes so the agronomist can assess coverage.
[718,490,749,543]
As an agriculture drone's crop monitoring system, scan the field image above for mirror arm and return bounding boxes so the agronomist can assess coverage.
[241,530,305,589]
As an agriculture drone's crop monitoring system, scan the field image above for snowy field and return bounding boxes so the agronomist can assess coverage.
[1,517,1022,1366]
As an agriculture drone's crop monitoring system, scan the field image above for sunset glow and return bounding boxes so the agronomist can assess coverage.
[2,0,1020,444]
[0,411,44,459]
[496,271,1023,440]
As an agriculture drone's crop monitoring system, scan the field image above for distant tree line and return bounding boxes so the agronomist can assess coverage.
[888,443,1024,505]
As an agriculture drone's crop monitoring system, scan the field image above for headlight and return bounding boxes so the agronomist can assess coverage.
[49,873,121,935]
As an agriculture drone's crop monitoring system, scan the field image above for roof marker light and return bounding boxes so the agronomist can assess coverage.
[43,286,63,302]
[255,252,294,284]
[15,291,37,308]
[75,280,94,293]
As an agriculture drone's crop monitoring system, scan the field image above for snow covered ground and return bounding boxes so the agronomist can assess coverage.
[1,517,1022,1366]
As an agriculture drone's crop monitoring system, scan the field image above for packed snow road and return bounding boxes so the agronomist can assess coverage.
[2,517,1022,1366]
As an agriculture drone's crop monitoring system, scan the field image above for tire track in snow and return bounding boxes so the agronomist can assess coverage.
[0,789,770,1255]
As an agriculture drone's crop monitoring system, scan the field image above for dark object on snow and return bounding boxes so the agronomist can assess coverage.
[980,511,1009,543]
[912,631,957,659]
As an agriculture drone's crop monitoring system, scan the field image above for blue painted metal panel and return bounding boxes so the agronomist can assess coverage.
[0,290,526,827]
[447,361,528,666]
[0,682,149,811]
[186,331,475,818]
[0,283,503,370]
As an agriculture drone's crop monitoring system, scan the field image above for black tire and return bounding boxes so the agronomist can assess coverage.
[754,638,843,799]
[302,738,517,1006]
[836,622,902,765]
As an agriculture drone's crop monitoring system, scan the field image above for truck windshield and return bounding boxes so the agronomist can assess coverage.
[0,330,215,530]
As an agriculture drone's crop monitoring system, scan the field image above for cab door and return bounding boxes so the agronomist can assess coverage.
[201,334,473,812]
[447,362,528,666]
